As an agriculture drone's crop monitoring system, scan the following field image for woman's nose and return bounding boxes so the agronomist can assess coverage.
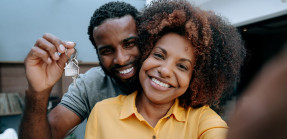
[158,62,173,78]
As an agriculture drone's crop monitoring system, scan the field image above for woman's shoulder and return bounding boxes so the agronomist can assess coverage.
[188,105,215,115]
[96,94,128,107]
[187,105,226,125]
[90,95,128,118]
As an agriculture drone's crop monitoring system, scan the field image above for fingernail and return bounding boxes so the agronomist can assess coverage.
[59,44,65,52]
[47,57,52,64]
[54,52,59,60]
[66,41,75,45]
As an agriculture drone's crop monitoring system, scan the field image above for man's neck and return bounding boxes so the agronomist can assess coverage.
[99,63,139,94]
[113,77,138,94]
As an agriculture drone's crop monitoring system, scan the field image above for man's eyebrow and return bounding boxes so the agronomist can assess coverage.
[122,36,138,43]
[97,45,112,51]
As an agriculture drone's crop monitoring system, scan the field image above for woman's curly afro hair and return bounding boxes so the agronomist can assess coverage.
[138,0,246,110]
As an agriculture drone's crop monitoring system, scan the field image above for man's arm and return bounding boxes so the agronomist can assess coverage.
[19,89,52,139]
[227,45,287,139]
[18,33,78,139]
[48,105,82,138]
[19,97,82,139]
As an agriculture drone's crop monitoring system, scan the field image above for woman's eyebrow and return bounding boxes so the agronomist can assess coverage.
[179,58,193,65]
[156,46,192,64]
[155,46,167,55]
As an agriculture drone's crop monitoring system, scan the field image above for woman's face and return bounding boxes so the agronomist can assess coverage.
[139,33,195,105]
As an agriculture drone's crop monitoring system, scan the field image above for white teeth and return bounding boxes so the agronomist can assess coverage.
[152,78,170,88]
[119,67,134,74]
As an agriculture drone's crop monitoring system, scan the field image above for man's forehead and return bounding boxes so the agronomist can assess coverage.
[94,15,135,32]
[93,15,137,48]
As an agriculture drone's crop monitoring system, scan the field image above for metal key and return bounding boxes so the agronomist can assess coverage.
[64,49,79,87]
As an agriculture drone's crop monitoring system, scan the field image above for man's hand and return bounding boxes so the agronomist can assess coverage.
[19,33,77,139]
[25,33,75,95]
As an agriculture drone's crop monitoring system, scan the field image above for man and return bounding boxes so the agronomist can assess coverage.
[19,2,140,139]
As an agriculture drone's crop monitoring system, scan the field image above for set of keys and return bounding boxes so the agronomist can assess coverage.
[64,48,79,88]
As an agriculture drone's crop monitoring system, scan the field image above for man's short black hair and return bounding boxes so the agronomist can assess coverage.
[87,1,139,49]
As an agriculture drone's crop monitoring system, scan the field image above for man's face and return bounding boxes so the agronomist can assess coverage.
[93,15,140,84]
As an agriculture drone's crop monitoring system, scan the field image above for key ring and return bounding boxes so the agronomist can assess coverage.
[64,47,79,88]
[65,48,77,63]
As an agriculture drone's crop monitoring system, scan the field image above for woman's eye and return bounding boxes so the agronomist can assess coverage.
[153,53,164,59]
[178,64,188,71]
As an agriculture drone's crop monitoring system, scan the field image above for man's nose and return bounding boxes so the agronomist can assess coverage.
[113,48,129,65]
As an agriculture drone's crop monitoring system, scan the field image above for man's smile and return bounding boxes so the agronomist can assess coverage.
[113,64,136,80]
[119,67,134,74]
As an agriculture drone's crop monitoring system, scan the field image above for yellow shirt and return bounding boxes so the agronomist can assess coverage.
[85,91,228,139]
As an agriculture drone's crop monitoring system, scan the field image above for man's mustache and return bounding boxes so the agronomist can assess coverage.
[111,60,137,71]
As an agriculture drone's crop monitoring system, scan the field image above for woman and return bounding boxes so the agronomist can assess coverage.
[85,0,246,138]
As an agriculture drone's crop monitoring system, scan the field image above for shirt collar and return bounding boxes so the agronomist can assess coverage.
[166,98,186,122]
[119,91,186,122]
[119,91,138,119]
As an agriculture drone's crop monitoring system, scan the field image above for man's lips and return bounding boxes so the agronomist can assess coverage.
[111,60,136,72]
[112,63,134,73]
[119,67,134,74]
[112,64,136,79]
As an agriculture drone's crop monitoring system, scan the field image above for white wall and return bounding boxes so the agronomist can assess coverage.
[146,0,287,27]
[0,0,145,63]
[197,0,287,27]
[2,0,286,62]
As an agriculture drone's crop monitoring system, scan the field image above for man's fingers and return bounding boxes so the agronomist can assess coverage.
[35,37,60,61]
[42,33,66,54]
[66,48,76,58]
[58,48,75,69]
[28,46,52,64]
[33,33,76,67]
[38,33,76,60]
[62,41,76,49]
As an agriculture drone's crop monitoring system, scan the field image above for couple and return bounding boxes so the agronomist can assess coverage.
[20,0,245,138]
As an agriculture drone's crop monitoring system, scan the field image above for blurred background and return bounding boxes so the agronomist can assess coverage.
[0,0,286,138]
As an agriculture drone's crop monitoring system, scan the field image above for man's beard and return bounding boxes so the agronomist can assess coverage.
[99,58,140,93]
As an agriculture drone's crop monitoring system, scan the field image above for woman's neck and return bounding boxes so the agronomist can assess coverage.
[136,91,174,128]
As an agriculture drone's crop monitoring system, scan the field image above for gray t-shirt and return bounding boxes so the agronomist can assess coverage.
[60,67,129,120]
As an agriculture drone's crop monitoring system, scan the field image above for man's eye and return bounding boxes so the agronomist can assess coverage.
[99,48,113,55]
[124,40,136,48]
